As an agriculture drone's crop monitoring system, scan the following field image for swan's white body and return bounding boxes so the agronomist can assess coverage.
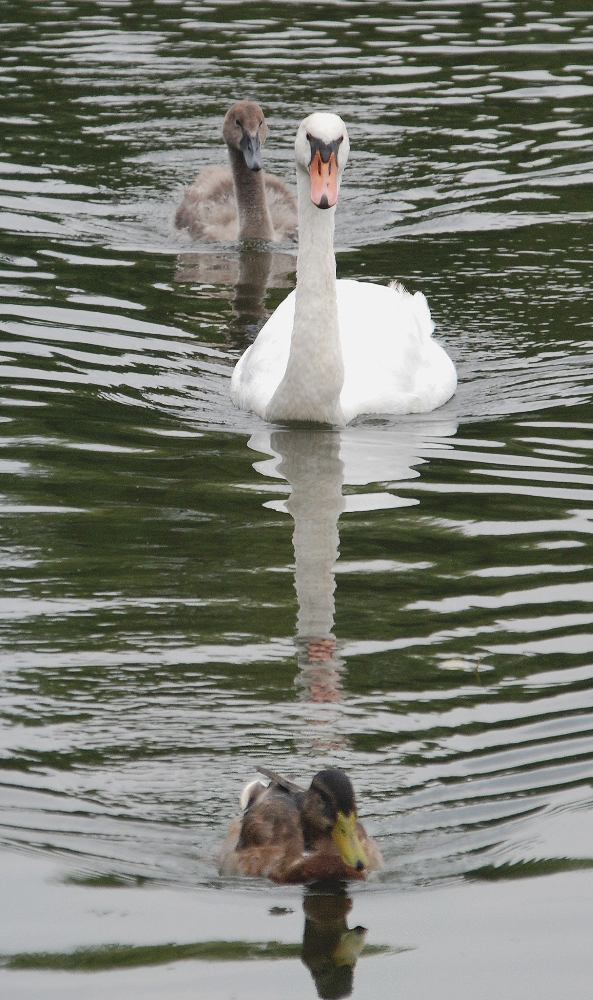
[232,278,455,425]
[231,113,456,426]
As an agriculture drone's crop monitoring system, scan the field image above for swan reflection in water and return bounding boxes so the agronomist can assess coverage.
[273,427,345,703]
[301,887,367,999]
[249,417,458,706]
[174,245,296,342]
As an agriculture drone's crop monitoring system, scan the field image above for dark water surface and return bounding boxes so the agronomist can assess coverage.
[1,2,593,997]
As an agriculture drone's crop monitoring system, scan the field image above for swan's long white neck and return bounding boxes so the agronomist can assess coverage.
[265,169,344,425]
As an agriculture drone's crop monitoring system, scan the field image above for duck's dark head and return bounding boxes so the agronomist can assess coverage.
[301,768,368,873]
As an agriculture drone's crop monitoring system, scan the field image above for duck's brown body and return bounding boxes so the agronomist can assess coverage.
[218,768,382,884]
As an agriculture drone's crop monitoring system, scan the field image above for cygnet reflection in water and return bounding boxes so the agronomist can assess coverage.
[174,246,296,342]
[249,418,458,705]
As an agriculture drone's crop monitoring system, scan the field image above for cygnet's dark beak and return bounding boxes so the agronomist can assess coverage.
[240,132,263,171]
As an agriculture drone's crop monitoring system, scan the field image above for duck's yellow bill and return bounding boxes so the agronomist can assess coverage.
[332,811,369,871]
[332,927,367,966]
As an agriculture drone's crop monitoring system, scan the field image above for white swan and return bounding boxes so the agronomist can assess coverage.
[175,100,297,243]
[231,112,456,425]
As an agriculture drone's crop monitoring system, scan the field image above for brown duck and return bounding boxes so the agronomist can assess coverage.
[218,767,382,883]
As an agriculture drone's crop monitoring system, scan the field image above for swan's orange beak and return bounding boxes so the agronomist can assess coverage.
[309,150,339,209]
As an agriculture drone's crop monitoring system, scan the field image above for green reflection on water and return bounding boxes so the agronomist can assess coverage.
[5,940,304,971]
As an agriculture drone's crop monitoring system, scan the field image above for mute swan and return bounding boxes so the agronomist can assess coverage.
[231,112,457,425]
[175,100,297,242]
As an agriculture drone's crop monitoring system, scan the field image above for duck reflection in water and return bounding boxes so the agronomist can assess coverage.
[174,245,296,343]
[301,886,367,999]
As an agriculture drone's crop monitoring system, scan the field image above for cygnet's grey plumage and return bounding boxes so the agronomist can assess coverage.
[176,100,297,242]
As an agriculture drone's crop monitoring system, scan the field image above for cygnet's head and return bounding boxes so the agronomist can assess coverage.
[223,100,269,171]
[295,112,350,209]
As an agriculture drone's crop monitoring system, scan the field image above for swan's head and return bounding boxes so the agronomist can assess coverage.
[295,113,350,210]
[223,100,269,172]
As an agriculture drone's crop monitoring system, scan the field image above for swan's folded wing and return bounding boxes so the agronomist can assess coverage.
[230,290,296,419]
[337,279,456,421]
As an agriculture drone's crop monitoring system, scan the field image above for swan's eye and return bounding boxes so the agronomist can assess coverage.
[235,119,242,128]
[259,119,263,127]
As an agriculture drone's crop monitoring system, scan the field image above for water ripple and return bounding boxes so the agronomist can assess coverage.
[0,0,592,907]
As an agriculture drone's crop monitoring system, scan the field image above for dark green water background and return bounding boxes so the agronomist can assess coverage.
[1,2,593,997]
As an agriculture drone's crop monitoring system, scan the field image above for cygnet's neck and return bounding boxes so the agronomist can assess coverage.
[228,147,274,241]
[265,169,344,425]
